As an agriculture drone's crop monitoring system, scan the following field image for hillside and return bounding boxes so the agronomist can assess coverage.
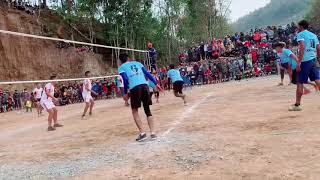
[307,0,320,29]
[232,0,312,32]
[0,5,114,84]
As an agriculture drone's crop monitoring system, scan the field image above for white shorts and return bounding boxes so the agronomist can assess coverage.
[40,100,55,111]
[82,93,93,103]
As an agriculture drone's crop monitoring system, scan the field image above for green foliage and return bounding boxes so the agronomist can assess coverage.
[49,0,231,66]
[233,0,312,32]
[306,0,320,29]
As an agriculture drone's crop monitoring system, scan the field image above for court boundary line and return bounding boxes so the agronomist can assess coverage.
[162,92,213,136]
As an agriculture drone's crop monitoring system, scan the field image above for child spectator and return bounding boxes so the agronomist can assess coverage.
[25,100,32,112]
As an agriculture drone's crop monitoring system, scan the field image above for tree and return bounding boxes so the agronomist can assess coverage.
[306,0,320,29]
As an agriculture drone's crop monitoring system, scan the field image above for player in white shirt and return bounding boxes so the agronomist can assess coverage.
[33,83,43,116]
[40,75,63,131]
[82,71,96,118]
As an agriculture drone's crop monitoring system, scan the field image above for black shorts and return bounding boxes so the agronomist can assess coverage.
[291,69,297,84]
[173,81,184,94]
[130,84,152,109]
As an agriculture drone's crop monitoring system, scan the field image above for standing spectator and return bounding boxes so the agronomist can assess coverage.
[13,90,21,110]
[253,31,261,43]
[148,42,157,71]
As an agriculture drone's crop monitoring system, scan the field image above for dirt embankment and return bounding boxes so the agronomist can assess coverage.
[0,6,112,84]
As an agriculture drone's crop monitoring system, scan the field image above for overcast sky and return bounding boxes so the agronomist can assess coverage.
[230,0,271,22]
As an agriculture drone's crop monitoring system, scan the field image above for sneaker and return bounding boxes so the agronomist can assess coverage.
[82,114,86,119]
[53,123,64,128]
[289,105,302,111]
[136,133,147,142]
[48,126,56,131]
[89,112,92,116]
[150,134,157,140]
[278,82,284,86]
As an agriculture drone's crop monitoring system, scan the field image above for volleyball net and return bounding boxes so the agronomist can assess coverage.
[0,29,151,88]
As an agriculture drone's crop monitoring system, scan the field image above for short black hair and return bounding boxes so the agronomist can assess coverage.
[119,53,129,64]
[50,74,57,80]
[298,20,309,29]
[274,42,286,48]
[85,71,90,76]
[169,64,175,69]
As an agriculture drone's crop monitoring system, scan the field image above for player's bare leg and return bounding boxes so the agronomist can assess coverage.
[47,109,55,131]
[53,108,63,127]
[174,92,187,104]
[288,68,293,85]
[132,109,144,133]
[132,108,148,142]
[82,102,90,118]
[89,99,94,115]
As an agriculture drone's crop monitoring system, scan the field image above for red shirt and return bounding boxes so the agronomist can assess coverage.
[251,50,258,63]
[244,41,251,47]
[253,32,261,41]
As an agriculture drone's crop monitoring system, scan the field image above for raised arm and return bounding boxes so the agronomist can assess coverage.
[119,73,129,95]
[142,67,156,85]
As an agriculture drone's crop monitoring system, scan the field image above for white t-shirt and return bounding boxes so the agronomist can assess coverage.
[204,44,208,52]
[33,87,43,99]
[118,76,124,88]
[82,78,92,96]
[41,83,54,102]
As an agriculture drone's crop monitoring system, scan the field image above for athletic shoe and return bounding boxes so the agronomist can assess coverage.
[278,82,284,86]
[289,105,302,111]
[150,134,157,140]
[53,123,64,128]
[89,112,92,116]
[48,126,56,131]
[136,133,147,142]
[82,114,86,119]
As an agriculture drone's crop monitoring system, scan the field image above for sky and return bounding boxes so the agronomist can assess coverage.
[230,0,271,22]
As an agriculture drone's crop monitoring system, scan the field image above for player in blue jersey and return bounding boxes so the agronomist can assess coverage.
[118,53,158,142]
[275,42,315,94]
[289,20,320,111]
[276,42,296,86]
[275,42,298,85]
[167,64,187,104]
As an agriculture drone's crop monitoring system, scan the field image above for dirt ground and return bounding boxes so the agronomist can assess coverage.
[1,76,320,180]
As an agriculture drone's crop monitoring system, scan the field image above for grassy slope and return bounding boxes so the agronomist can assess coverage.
[232,0,311,32]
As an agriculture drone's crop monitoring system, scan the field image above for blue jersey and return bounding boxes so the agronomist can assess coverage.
[167,69,183,83]
[118,61,148,89]
[279,48,297,70]
[297,30,319,62]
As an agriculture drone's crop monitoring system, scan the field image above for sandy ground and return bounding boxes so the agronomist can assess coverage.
[1,76,320,180]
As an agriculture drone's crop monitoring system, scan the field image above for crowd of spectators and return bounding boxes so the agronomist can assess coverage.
[5,0,38,15]
[0,78,122,113]
[173,23,320,87]
[2,23,320,114]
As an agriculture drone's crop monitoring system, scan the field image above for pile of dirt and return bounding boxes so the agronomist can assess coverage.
[0,6,114,85]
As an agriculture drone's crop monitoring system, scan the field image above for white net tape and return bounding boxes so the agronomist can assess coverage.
[0,29,148,85]
[0,29,148,53]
